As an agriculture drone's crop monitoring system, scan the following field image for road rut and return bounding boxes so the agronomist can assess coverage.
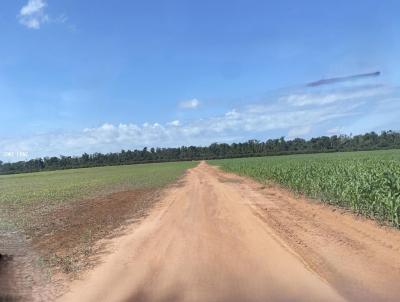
[58,162,400,302]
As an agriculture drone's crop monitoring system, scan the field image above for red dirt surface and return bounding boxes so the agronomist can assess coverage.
[58,163,400,302]
[1,188,162,301]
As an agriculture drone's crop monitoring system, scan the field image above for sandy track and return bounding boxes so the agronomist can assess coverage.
[58,162,400,302]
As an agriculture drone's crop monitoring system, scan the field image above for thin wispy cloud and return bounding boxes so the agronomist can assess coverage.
[167,120,181,126]
[283,85,391,107]
[288,126,312,138]
[327,127,345,135]
[180,98,200,109]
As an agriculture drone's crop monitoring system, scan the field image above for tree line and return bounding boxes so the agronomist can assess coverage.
[1,130,400,175]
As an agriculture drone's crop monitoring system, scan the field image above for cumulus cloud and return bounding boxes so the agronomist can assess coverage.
[18,0,49,29]
[1,81,397,161]
[0,101,359,161]
[17,0,68,29]
[180,98,200,109]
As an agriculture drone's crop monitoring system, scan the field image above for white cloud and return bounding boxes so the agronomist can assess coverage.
[327,127,345,135]
[53,14,68,24]
[0,101,359,161]
[168,120,181,126]
[18,0,49,29]
[20,0,46,15]
[2,82,397,161]
[17,0,68,29]
[283,86,390,107]
[288,126,312,138]
[180,98,200,109]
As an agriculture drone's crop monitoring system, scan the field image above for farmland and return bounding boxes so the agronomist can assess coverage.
[210,150,400,227]
[0,161,196,300]
[3,154,400,301]
[0,161,197,209]
[58,161,400,302]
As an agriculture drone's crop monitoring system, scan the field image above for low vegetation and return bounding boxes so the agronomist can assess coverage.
[0,161,196,296]
[0,161,196,209]
[1,160,196,241]
[210,150,400,227]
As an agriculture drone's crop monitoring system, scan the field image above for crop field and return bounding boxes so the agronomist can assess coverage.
[210,150,400,227]
[0,161,196,298]
[0,161,196,209]
[0,160,196,242]
[0,160,197,241]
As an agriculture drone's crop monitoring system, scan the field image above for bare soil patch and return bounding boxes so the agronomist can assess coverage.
[1,188,161,301]
[59,162,400,302]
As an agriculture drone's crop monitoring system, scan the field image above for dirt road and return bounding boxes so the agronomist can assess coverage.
[58,162,400,302]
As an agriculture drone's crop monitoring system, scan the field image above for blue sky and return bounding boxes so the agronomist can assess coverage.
[1,0,399,161]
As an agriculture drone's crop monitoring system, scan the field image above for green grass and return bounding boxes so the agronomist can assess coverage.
[0,161,197,208]
[209,150,400,227]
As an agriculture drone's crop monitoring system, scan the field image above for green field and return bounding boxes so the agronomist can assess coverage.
[0,161,197,274]
[0,161,197,234]
[0,161,196,208]
[210,150,400,227]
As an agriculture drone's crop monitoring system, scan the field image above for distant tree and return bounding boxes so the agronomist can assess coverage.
[1,130,400,175]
